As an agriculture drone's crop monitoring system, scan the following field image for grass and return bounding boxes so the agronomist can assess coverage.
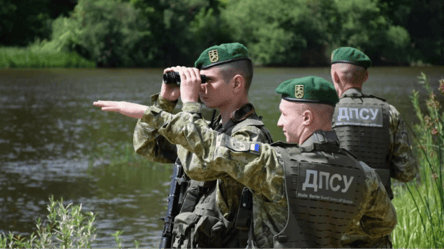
[392,73,444,248]
[0,196,97,248]
[0,42,95,68]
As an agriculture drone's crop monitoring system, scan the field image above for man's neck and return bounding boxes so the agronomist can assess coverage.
[299,126,332,145]
[219,98,249,125]
[339,85,362,97]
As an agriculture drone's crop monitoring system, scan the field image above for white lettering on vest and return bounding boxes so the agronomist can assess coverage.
[337,108,349,121]
[349,108,359,119]
[329,174,342,192]
[370,108,379,120]
[302,170,318,192]
[302,170,355,193]
[342,175,355,193]
[359,108,370,120]
[319,171,330,190]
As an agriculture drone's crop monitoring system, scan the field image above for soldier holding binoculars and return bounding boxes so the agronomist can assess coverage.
[94,42,273,248]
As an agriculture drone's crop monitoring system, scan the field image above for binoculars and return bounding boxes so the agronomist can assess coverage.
[163,72,207,85]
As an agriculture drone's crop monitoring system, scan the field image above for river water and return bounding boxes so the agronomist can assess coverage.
[0,67,443,247]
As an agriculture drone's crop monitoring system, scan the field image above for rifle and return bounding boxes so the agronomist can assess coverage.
[159,159,187,249]
[159,110,216,248]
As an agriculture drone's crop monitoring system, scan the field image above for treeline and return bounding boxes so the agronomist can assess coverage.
[1,0,443,67]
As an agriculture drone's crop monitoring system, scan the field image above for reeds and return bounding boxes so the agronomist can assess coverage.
[392,73,444,248]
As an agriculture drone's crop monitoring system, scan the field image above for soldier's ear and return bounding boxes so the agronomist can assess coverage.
[333,71,340,84]
[363,70,369,82]
[232,74,244,94]
[302,110,314,126]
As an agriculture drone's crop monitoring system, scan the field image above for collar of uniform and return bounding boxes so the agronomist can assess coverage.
[299,130,340,152]
[230,103,256,122]
[221,103,257,130]
[182,102,203,113]
[341,88,363,98]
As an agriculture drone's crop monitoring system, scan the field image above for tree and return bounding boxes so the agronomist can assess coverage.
[51,0,152,67]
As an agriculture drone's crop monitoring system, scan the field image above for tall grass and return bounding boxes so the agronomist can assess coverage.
[392,73,444,248]
[0,42,95,68]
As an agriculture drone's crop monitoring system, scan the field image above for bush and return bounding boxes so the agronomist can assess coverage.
[51,0,152,67]
[0,196,96,248]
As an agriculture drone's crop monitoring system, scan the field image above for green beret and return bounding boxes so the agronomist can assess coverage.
[331,47,372,69]
[275,76,339,106]
[194,42,251,69]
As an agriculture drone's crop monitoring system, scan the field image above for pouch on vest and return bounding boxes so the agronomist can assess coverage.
[172,212,199,248]
[172,212,235,248]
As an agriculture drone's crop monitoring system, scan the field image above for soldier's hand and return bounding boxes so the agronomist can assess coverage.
[93,100,148,119]
[176,67,201,103]
[161,67,182,102]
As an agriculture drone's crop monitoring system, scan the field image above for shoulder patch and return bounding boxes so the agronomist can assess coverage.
[218,134,250,152]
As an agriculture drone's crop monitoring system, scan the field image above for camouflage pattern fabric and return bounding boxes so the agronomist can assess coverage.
[138,102,397,248]
[388,101,418,182]
[133,94,272,245]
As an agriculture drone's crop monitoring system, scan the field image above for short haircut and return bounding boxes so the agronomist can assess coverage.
[299,103,335,122]
[332,63,367,86]
[216,59,254,92]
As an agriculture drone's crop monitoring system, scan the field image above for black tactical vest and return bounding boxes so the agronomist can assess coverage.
[273,131,366,248]
[173,104,273,248]
[332,91,393,198]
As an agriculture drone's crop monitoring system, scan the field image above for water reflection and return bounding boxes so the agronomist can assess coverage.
[0,67,443,247]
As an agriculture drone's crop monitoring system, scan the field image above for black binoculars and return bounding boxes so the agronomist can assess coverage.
[163,72,207,85]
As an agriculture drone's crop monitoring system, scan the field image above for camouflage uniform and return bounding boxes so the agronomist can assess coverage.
[138,101,397,248]
[332,88,418,198]
[133,94,272,247]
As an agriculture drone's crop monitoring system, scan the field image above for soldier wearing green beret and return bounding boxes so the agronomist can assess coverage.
[94,43,273,248]
[330,47,418,200]
[128,75,397,248]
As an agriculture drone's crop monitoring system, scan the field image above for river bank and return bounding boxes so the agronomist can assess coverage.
[0,47,95,68]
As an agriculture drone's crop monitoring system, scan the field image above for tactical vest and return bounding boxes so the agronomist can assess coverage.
[273,131,366,248]
[332,92,393,198]
[172,108,273,248]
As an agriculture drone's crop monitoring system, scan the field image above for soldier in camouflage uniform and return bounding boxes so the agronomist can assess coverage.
[94,43,273,248]
[330,47,418,200]
[134,75,397,248]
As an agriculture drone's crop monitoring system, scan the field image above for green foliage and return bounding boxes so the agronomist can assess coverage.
[392,73,444,248]
[0,0,52,46]
[0,196,97,248]
[222,0,411,66]
[223,0,328,66]
[51,0,153,67]
[2,0,443,66]
[0,45,95,68]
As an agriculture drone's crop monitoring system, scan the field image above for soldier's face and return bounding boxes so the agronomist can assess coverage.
[199,67,233,109]
[277,100,303,143]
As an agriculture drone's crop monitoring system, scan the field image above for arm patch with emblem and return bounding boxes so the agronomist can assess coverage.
[218,134,260,154]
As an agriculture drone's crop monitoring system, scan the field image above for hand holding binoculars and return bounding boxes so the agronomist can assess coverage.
[163,72,207,85]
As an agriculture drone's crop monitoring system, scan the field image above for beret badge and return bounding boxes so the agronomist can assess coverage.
[295,85,304,99]
[208,49,219,63]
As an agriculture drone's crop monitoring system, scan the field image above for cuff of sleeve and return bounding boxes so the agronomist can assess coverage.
[150,93,177,113]
[182,102,203,113]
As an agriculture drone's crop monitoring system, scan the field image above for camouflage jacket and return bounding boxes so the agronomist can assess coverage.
[138,102,397,248]
[335,88,418,183]
[133,94,272,241]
